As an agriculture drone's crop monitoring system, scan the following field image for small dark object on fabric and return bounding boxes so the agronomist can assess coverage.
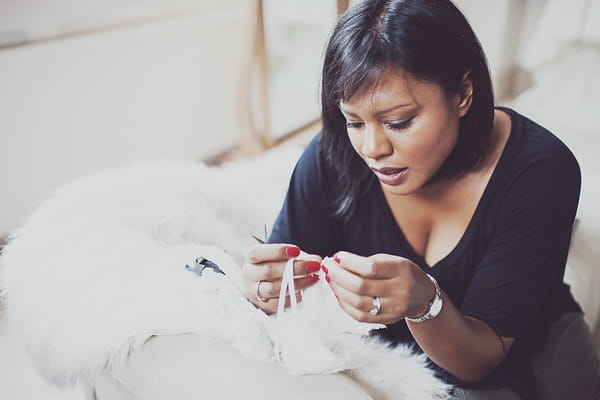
[185,257,225,276]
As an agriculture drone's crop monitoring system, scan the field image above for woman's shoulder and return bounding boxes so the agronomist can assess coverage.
[294,131,339,182]
[498,107,580,179]
[294,132,322,168]
[487,107,581,220]
[287,131,340,199]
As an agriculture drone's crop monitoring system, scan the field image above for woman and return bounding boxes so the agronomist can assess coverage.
[242,0,600,398]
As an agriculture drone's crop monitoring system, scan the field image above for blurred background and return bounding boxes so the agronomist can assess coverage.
[0,0,598,399]
[0,0,598,235]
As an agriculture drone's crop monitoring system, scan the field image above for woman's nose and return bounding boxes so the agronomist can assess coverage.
[361,125,392,160]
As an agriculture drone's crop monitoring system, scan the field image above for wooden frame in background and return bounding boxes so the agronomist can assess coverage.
[237,0,351,157]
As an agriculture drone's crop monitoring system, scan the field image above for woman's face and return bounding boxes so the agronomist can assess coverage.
[339,69,469,197]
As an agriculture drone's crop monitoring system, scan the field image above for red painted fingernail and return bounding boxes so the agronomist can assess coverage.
[286,247,300,257]
[306,261,321,273]
[325,275,331,283]
[321,265,329,274]
[308,274,320,283]
[333,254,341,264]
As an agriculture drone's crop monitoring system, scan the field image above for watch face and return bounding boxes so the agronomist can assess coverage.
[428,294,443,319]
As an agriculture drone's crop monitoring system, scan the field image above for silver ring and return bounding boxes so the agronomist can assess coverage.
[255,280,269,303]
[369,296,381,316]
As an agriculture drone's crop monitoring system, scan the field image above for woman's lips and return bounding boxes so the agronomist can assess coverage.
[372,167,409,186]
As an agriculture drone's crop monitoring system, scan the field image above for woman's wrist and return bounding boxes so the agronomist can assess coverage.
[406,274,443,322]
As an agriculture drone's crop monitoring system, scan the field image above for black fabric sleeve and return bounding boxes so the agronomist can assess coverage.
[460,148,581,338]
[268,134,340,257]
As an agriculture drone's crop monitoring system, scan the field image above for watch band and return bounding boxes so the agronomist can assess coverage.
[405,274,443,323]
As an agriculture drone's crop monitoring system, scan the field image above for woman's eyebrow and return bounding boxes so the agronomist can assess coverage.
[339,103,412,118]
[374,103,412,116]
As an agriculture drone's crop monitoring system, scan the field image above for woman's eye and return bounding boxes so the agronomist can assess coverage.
[346,121,363,130]
[386,117,414,131]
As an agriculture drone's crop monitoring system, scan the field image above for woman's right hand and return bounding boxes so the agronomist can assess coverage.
[242,243,322,314]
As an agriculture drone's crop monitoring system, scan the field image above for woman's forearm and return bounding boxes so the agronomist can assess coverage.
[406,291,513,383]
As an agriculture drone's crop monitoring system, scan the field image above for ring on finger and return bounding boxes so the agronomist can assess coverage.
[256,280,269,303]
[369,296,381,316]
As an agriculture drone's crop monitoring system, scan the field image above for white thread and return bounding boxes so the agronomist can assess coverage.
[276,256,298,316]
[273,256,299,360]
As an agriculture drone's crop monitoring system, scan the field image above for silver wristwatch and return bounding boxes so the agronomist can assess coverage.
[405,274,443,323]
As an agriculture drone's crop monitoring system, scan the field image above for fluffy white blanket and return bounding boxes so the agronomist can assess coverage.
[0,148,450,399]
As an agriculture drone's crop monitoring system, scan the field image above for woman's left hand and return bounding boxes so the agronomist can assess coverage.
[325,251,435,325]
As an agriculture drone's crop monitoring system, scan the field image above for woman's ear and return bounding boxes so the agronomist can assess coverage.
[457,70,473,117]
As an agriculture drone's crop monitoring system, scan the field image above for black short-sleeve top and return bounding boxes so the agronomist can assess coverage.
[269,108,582,397]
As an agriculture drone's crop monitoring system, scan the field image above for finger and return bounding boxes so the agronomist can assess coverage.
[257,274,320,300]
[293,273,321,291]
[325,258,375,296]
[244,284,278,314]
[332,283,396,324]
[246,243,301,264]
[341,301,399,325]
[337,298,379,324]
[293,257,323,277]
[330,279,411,325]
[245,258,323,282]
[334,251,409,279]
[330,280,377,315]
[276,255,324,278]
[243,259,287,281]
[251,282,306,315]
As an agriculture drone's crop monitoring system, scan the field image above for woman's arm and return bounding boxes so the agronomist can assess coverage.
[406,289,514,382]
[326,252,512,382]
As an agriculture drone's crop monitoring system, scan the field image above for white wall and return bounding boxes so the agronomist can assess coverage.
[453,0,525,100]
[0,1,251,233]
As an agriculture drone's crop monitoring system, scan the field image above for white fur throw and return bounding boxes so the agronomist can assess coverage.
[0,148,450,399]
